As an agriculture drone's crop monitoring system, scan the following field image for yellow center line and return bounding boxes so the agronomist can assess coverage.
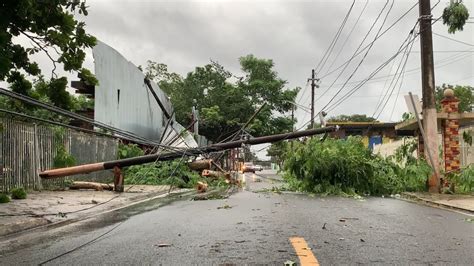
[289,237,320,266]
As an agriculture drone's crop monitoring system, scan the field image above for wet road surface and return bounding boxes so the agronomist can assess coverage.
[0,170,473,265]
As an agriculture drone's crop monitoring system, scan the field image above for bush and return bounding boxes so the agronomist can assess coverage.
[283,137,430,196]
[125,160,202,188]
[118,143,144,159]
[11,187,27,199]
[0,193,10,203]
[447,165,474,193]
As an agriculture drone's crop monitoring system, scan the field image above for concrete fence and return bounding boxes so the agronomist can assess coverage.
[0,117,118,192]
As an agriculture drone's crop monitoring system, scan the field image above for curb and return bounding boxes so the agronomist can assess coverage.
[0,188,195,239]
[400,192,474,216]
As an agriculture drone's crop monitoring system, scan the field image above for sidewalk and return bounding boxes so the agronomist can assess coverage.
[0,185,173,237]
[402,192,474,214]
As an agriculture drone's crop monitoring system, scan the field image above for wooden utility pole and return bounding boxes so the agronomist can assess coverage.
[308,69,319,129]
[419,0,440,192]
[291,104,295,150]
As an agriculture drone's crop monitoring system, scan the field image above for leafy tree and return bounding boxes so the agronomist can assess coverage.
[1,0,96,107]
[442,1,470,34]
[146,56,298,142]
[0,76,93,123]
[327,114,377,123]
[266,141,289,169]
[435,84,473,113]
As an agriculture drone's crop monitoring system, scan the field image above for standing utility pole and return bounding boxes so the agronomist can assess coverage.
[308,69,319,129]
[419,0,440,192]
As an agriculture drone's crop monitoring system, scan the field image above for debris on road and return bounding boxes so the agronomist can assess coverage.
[217,204,232,209]
[322,222,327,229]
[69,181,114,191]
[360,238,365,242]
[339,218,346,222]
[284,260,296,266]
[196,181,208,193]
[155,243,172,248]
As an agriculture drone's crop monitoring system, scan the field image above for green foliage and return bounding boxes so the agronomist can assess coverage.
[10,187,27,199]
[1,0,97,96]
[53,145,76,168]
[442,1,470,34]
[78,68,99,86]
[401,112,415,121]
[0,76,93,125]
[146,56,297,142]
[71,95,94,112]
[462,130,473,146]
[392,138,418,165]
[267,141,289,169]
[435,84,473,113]
[283,137,430,196]
[118,143,144,159]
[53,128,75,168]
[125,160,205,189]
[447,165,474,193]
[327,114,377,123]
[0,193,10,203]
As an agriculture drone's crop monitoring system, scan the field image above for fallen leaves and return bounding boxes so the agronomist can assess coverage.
[217,204,232,210]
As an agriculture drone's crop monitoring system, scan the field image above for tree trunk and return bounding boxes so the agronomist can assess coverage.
[69,181,114,191]
[188,159,212,171]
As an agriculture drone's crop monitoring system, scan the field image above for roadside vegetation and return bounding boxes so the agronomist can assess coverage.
[10,188,27,199]
[118,143,228,189]
[0,187,28,203]
[282,137,431,196]
[446,165,474,194]
[281,136,474,196]
[0,193,10,203]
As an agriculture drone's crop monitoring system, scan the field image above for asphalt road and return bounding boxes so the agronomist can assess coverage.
[1,170,473,265]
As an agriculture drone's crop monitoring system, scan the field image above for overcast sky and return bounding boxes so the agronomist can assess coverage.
[76,0,473,123]
[6,0,474,158]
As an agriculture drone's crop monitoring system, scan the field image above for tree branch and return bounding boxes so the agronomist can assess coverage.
[16,28,59,78]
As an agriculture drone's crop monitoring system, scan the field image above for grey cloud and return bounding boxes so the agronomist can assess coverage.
[6,0,471,126]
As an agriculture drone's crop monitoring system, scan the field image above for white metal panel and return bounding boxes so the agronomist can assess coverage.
[93,41,173,141]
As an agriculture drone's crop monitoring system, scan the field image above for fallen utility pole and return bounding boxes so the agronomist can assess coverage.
[40,126,335,179]
[408,92,440,189]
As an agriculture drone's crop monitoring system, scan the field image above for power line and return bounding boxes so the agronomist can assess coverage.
[372,30,416,119]
[324,0,370,76]
[432,31,474,47]
[325,34,416,115]
[315,0,392,105]
[0,88,175,149]
[380,31,417,121]
[316,0,395,117]
[314,0,356,76]
[321,16,459,116]
[324,49,472,88]
[0,109,114,138]
[321,1,419,79]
